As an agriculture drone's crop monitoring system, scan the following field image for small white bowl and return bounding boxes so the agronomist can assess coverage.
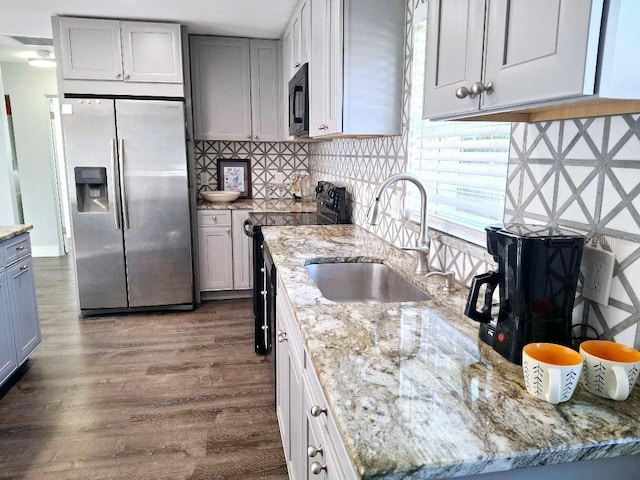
[201,191,241,203]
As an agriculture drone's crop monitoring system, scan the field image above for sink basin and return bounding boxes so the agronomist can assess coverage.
[305,262,431,303]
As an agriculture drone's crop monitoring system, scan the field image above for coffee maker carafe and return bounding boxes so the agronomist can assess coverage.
[465,224,585,364]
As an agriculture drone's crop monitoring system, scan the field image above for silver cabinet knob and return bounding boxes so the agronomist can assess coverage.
[211,215,217,222]
[455,86,473,99]
[470,81,494,96]
[20,265,28,271]
[307,445,323,458]
[16,245,24,251]
[115,72,122,78]
[277,330,287,343]
[247,135,252,139]
[310,405,327,417]
[124,73,130,80]
[254,135,259,140]
[294,62,301,68]
[310,462,327,475]
[226,228,230,233]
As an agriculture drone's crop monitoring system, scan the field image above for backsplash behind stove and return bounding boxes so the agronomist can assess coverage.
[194,140,309,199]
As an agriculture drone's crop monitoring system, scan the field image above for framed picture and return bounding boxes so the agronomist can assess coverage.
[217,159,252,199]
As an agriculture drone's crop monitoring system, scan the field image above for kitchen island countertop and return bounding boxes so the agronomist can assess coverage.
[262,224,640,479]
[0,224,33,242]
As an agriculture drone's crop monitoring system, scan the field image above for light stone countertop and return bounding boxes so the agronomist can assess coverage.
[262,224,640,479]
[0,224,33,242]
[196,198,317,213]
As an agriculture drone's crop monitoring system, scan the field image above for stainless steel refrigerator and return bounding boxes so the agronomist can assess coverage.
[61,98,193,314]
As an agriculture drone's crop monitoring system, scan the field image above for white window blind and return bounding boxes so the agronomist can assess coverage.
[406,8,511,245]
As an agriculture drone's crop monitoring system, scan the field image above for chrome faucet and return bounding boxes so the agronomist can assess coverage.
[367,173,430,275]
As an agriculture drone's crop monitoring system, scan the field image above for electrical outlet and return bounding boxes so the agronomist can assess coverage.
[582,246,616,305]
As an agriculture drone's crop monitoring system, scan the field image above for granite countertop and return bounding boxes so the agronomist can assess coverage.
[196,198,317,213]
[262,224,640,479]
[0,224,33,242]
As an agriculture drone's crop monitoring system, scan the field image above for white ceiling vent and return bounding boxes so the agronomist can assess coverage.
[9,36,53,47]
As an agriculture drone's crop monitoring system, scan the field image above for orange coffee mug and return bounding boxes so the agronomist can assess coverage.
[580,340,640,401]
[522,343,583,404]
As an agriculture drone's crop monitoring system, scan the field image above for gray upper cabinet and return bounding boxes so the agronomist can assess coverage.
[58,18,123,81]
[423,0,485,118]
[282,0,310,140]
[424,0,640,121]
[191,36,280,141]
[56,17,182,83]
[308,0,405,138]
[120,21,183,83]
[53,16,184,97]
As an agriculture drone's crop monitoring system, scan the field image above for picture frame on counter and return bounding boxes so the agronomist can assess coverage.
[217,158,252,199]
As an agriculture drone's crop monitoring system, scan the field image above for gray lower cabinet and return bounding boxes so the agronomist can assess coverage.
[197,210,253,293]
[0,233,42,387]
[276,273,357,479]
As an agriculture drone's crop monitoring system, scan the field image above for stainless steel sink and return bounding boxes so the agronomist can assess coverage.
[305,262,431,303]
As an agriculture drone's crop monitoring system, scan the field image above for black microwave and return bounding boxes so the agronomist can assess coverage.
[288,63,309,137]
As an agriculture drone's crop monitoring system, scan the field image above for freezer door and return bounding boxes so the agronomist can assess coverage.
[61,99,128,310]
[115,99,193,307]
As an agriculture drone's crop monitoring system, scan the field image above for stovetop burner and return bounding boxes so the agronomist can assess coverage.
[248,181,350,228]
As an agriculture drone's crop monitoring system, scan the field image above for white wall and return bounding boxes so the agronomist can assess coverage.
[0,67,19,225]
[0,62,63,256]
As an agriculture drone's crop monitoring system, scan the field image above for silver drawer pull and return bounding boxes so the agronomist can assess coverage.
[16,245,25,251]
[307,445,323,458]
[277,330,287,343]
[310,405,327,417]
[20,265,28,271]
[310,462,327,475]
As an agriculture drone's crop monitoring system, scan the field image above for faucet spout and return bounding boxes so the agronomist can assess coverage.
[367,173,430,275]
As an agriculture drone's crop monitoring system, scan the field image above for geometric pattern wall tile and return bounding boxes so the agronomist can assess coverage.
[507,113,640,350]
[195,140,309,199]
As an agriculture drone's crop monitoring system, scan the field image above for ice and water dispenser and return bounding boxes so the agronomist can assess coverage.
[74,167,109,213]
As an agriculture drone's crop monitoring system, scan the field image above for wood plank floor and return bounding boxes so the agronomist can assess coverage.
[0,255,288,479]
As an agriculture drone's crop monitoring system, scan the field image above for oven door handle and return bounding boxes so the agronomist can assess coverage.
[243,218,254,238]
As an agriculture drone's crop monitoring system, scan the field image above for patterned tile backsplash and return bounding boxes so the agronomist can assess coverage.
[506,114,640,349]
[195,140,309,199]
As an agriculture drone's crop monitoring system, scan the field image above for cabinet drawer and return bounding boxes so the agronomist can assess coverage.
[197,210,231,227]
[4,234,31,267]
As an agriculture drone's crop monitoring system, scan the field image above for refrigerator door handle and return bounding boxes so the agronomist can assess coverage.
[118,138,130,229]
[111,138,122,230]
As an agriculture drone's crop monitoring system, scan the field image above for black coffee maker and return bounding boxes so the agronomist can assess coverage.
[465,224,585,364]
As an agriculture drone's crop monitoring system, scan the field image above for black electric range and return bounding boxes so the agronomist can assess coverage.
[243,181,350,355]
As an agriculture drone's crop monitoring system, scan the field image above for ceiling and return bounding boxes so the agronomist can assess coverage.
[0,0,297,64]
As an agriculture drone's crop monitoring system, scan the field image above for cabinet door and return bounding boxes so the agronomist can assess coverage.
[282,25,295,141]
[276,290,305,480]
[58,17,123,81]
[191,36,252,140]
[423,0,485,118]
[198,226,234,291]
[6,258,41,365]
[249,40,281,141]
[0,271,18,386]
[292,0,310,70]
[275,298,291,461]
[120,22,183,83]
[482,0,603,109]
[309,0,343,136]
[231,211,253,290]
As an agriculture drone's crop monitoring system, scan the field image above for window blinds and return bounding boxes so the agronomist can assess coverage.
[406,13,511,245]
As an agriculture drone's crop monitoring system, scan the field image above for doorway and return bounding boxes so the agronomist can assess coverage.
[47,96,71,254]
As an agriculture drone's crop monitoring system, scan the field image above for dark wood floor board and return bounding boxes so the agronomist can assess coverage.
[0,255,288,479]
